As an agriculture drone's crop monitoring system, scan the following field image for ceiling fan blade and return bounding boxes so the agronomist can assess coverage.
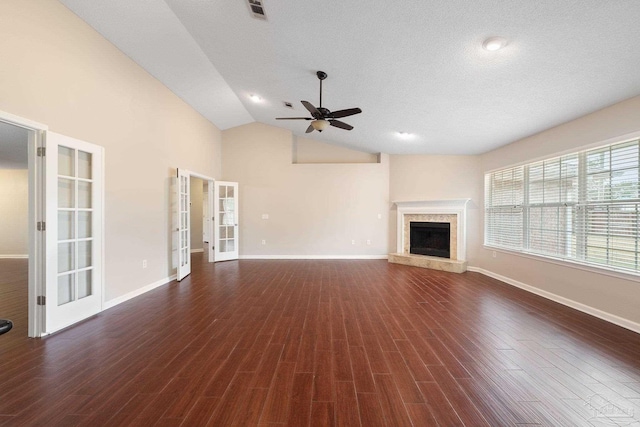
[329,120,353,131]
[275,117,312,120]
[301,100,321,118]
[329,108,362,119]
[305,124,315,133]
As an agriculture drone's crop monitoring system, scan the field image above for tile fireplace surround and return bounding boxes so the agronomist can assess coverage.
[389,199,470,273]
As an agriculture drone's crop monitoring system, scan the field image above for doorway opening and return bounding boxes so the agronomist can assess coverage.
[0,112,46,338]
[0,121,30,337]
[174,170,239,281]
[189,177,206,258]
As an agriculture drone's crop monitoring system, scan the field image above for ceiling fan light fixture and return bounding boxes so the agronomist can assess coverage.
[311,119,329,132]
[483,36,508,51]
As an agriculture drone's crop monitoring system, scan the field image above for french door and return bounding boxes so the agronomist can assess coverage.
[207,183,215,262]
[45,132,103,333]
[176,169,191,280]
[214,181,239,261]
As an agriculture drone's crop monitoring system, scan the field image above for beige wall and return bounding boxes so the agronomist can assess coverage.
[389,155,483,264]
[190,177,203,250]
[222,123,389,257]
[479,95,640,326]
[294,137,379,164]
[0,169,28,256]
[0,1,221,301]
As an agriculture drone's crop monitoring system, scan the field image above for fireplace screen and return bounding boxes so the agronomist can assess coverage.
[410,222,450,258]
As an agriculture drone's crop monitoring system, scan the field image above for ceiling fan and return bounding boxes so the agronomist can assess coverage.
[276,71,362,133]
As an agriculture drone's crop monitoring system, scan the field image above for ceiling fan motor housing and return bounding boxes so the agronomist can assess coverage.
[317,107,331,118]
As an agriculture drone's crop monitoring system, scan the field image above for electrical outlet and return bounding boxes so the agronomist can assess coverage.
[142,259,147,268]
[261,214,269,220]
[351,240,356,245]
[492,251,497,258]
[377,213,382,220]
[366,239,371,245]
[261,239,266,245]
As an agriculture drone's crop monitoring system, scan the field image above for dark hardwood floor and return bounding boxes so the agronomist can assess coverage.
[1,256,640,426]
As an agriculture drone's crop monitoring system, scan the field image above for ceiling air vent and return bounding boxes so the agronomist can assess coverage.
[247,0,267,20]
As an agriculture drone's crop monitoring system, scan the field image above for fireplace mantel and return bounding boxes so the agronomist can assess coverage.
[394,199,471,210]
[394,199,470,263]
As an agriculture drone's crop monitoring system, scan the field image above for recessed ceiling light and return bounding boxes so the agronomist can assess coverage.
[397,132,414,139]
[483,37,508,51]
[249,94,262,103]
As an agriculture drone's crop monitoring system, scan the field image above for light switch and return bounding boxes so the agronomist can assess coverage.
[262,214,269,220]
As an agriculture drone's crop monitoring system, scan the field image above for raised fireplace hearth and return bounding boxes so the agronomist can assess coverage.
[389,199,470,273]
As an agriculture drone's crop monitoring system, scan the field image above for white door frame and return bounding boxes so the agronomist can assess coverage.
[0,110,48,338]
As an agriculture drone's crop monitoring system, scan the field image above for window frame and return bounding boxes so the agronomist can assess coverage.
[484,132,640,278]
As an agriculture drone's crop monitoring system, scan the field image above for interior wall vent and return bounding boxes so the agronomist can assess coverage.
[247,0,267,20]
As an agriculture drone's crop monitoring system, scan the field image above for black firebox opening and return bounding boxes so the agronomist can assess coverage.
[410,222,451,258]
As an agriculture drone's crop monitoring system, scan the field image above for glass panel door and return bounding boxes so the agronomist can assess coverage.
[176,169,191,280]
[214,181,239,262]
[45,132,103,333]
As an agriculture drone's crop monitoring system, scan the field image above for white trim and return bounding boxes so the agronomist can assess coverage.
[0,254,28,259]
[0,110,48,131]
[190,248,204,253]
[103,274,177,310]
[240,254,389,260]
[467,266,640,335]
[394,199,470,261]
[186,170,214,181]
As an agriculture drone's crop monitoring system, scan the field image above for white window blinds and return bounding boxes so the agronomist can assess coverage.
[485,138,640,274]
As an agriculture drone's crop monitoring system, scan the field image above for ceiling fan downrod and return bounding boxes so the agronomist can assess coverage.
[317,70,327,109]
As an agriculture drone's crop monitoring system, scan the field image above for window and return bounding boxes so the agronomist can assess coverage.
[485,138,640,274]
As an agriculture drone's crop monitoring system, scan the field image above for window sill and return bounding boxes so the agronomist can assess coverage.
[483,245,640,283]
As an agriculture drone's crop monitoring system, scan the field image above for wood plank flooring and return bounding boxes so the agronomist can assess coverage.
[1,256,640,426]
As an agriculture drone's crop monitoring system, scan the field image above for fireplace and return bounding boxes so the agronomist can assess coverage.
[410,222,450,258]
[390,199,470,273]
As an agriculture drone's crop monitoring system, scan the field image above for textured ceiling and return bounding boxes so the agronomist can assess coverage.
[59,0,640,155]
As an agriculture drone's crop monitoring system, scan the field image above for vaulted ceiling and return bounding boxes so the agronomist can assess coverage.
[58,0,640,155]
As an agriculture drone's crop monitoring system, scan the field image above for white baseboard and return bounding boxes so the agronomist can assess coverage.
[190,248,204,253]
[467,266,640,335]
[103,274,177,310]
[240,254,389,260]
[0,254,28,259]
